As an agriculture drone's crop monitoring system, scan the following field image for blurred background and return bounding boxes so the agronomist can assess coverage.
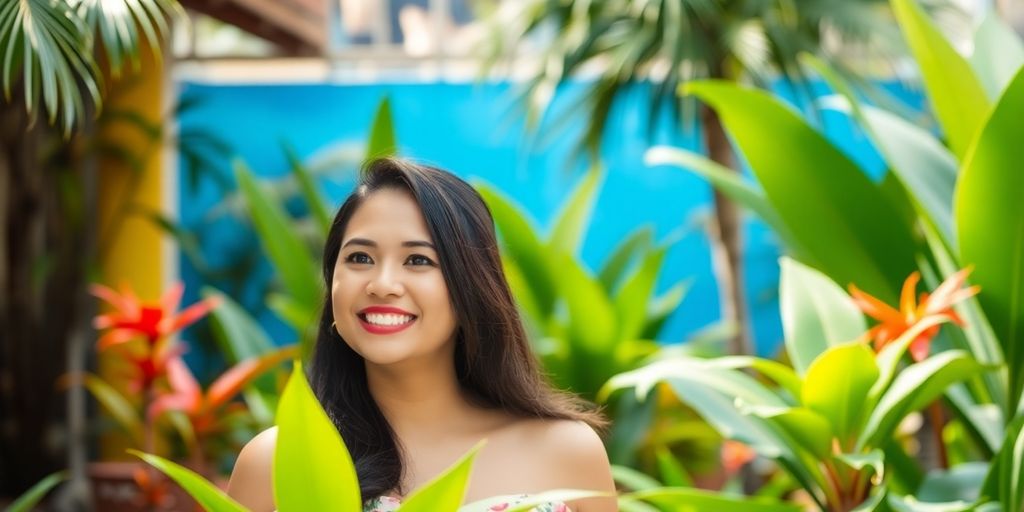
[3,0,1024,510]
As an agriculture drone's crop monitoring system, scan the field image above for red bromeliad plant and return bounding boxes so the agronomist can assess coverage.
[848,267,980,362]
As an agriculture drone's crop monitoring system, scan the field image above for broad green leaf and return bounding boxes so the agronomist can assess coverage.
[76,373,143,446]
[654,446,692,487]
[599,226,654,293]
[235,160,322,314]
[802,342,878,446]
[400,441,484,511]
[610,465,663,492]
[836,449,885,482]
[956,67,1024,411]
[890,0,990,159]
[548,165,602,257]
[474,181,557,318]
[970,10,1024,101]
[918,462,988,503]
[5,470,67,512]
[622,487,801,511]
[601,358,786,408]
[366,96,397,159]
[646,146,805,258]
[820,97,958,248]
[557,252,617,356]
[615,246,666,342]
[779,257,867,375]
[984,415,1024,511]
[748,406,833,459]
[275,362,361,512]
[686,81,916,304]
[283,142,332,234]
[131,451,247,512]
[860,350,990,449]
[701,356,802,401]
[886,495,976,512]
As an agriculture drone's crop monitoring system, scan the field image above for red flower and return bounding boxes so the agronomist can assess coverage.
[721,440,755,475]
[848,267,979,362]
[91,282,220,391]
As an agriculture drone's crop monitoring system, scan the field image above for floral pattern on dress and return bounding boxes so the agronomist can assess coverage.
[363,493,570,512]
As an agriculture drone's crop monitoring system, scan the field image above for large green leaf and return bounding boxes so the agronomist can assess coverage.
[890,0,990,160]
[275,362,361,512]
[645,146,805,258]
[748,406,833,460]
[4,470,67,512]
[76,373,143,446]
[821,98,958,248]
[400,441,483,511]
[548,165,603,257]
[970,10,1024,101]
[779,257,867,376]
[234,160,322,315]
[622,487,801,511]
[598,226,654,293]
[474,181,556,318]
[860,350,990,449]
[956,67,1024,411]
[601,358,787,409]
[557,252,617,357]
[802,341,878,447]
[366,96,397,160]
[283,142,332,235]
[686,81,917,304]
[132,451,247,512]
[614,246,666,342]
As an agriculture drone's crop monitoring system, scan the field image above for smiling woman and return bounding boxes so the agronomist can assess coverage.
[226,157,617,512]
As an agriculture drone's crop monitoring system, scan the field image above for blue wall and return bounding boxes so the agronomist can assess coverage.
[177,79,923,361]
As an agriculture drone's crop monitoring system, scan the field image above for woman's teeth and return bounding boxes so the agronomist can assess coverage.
[364,313,414,326]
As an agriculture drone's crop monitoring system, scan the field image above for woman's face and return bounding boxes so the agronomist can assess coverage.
[332,187,458,366]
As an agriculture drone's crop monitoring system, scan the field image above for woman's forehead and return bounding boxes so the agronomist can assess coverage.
[344,189,434,245]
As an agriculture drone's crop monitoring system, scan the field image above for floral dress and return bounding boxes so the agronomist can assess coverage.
[363,494,571,512]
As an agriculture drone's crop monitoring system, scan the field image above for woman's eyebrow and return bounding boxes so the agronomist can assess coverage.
[342,238,436,250]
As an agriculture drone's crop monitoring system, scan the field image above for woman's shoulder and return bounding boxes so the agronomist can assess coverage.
[506,418,608,471]
[226,427,278,512]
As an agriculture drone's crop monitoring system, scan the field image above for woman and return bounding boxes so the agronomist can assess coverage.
[227,157,617,511]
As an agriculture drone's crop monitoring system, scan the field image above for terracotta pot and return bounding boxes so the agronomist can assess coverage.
[88,461,200,512]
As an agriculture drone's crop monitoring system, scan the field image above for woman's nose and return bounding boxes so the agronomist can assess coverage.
[366,266,404,297]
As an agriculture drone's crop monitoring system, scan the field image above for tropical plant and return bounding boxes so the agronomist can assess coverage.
[475,0,939,358]
[603,258,995,510]
[640,0,1024,507]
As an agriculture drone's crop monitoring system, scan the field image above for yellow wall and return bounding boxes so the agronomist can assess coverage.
[96,42,169,459]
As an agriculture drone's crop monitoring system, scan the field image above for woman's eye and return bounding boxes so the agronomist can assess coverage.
[345,252,372,264]
[407,254,435,266]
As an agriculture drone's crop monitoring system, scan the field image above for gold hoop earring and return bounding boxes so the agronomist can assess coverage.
[331,321,337,331]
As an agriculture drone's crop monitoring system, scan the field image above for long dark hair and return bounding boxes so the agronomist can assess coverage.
[309,157,606,500]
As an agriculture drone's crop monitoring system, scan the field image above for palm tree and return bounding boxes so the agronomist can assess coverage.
[0,0,178,502]
[477,0,944,357]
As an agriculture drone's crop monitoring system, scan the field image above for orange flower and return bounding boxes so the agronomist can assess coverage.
[721,440,756,475]
[848,267,979,362]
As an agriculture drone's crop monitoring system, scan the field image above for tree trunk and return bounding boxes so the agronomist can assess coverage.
[0,87,91,501]
[701,103,754,357]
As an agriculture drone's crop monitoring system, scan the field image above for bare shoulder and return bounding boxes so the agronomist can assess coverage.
[514,419,618,511]
[226,426,277,512]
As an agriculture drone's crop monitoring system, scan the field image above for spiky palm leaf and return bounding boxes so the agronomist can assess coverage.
[479,0,937,154]
[0,0,180,134]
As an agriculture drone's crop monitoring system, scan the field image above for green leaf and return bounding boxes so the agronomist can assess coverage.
[548,165,602,257]
[283,142,332,235]
[860,350,990,449]
[610,465,663,492]
[654,446,692,487]
[275,361,361,512]
[622,487,801,511]
[686,81,917,305]
[836,449,885,483]
[870,315,952,402]
[599,226,654,293]
[474,181,557,319]
[234,160,322,315]
[4,470,67,512]
[615,246,666,342]
[890,0,990,159]
[955,67,1024,411]
[77,373,143,446]
[557,251,617,357]
[802,341,878,446]
[131,451,248,512]
[641,279,691,340]
[820,97,958,249]
[267,293,317,358]
[779,257,867,376]
[400,441,484,511]
[701,356,802,401]
[366,96,397,160]
[970,10,1024,101]
[601,358,787,409]
[645,146,805,258]
[748,406,833,459]
[918,462,988,503]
